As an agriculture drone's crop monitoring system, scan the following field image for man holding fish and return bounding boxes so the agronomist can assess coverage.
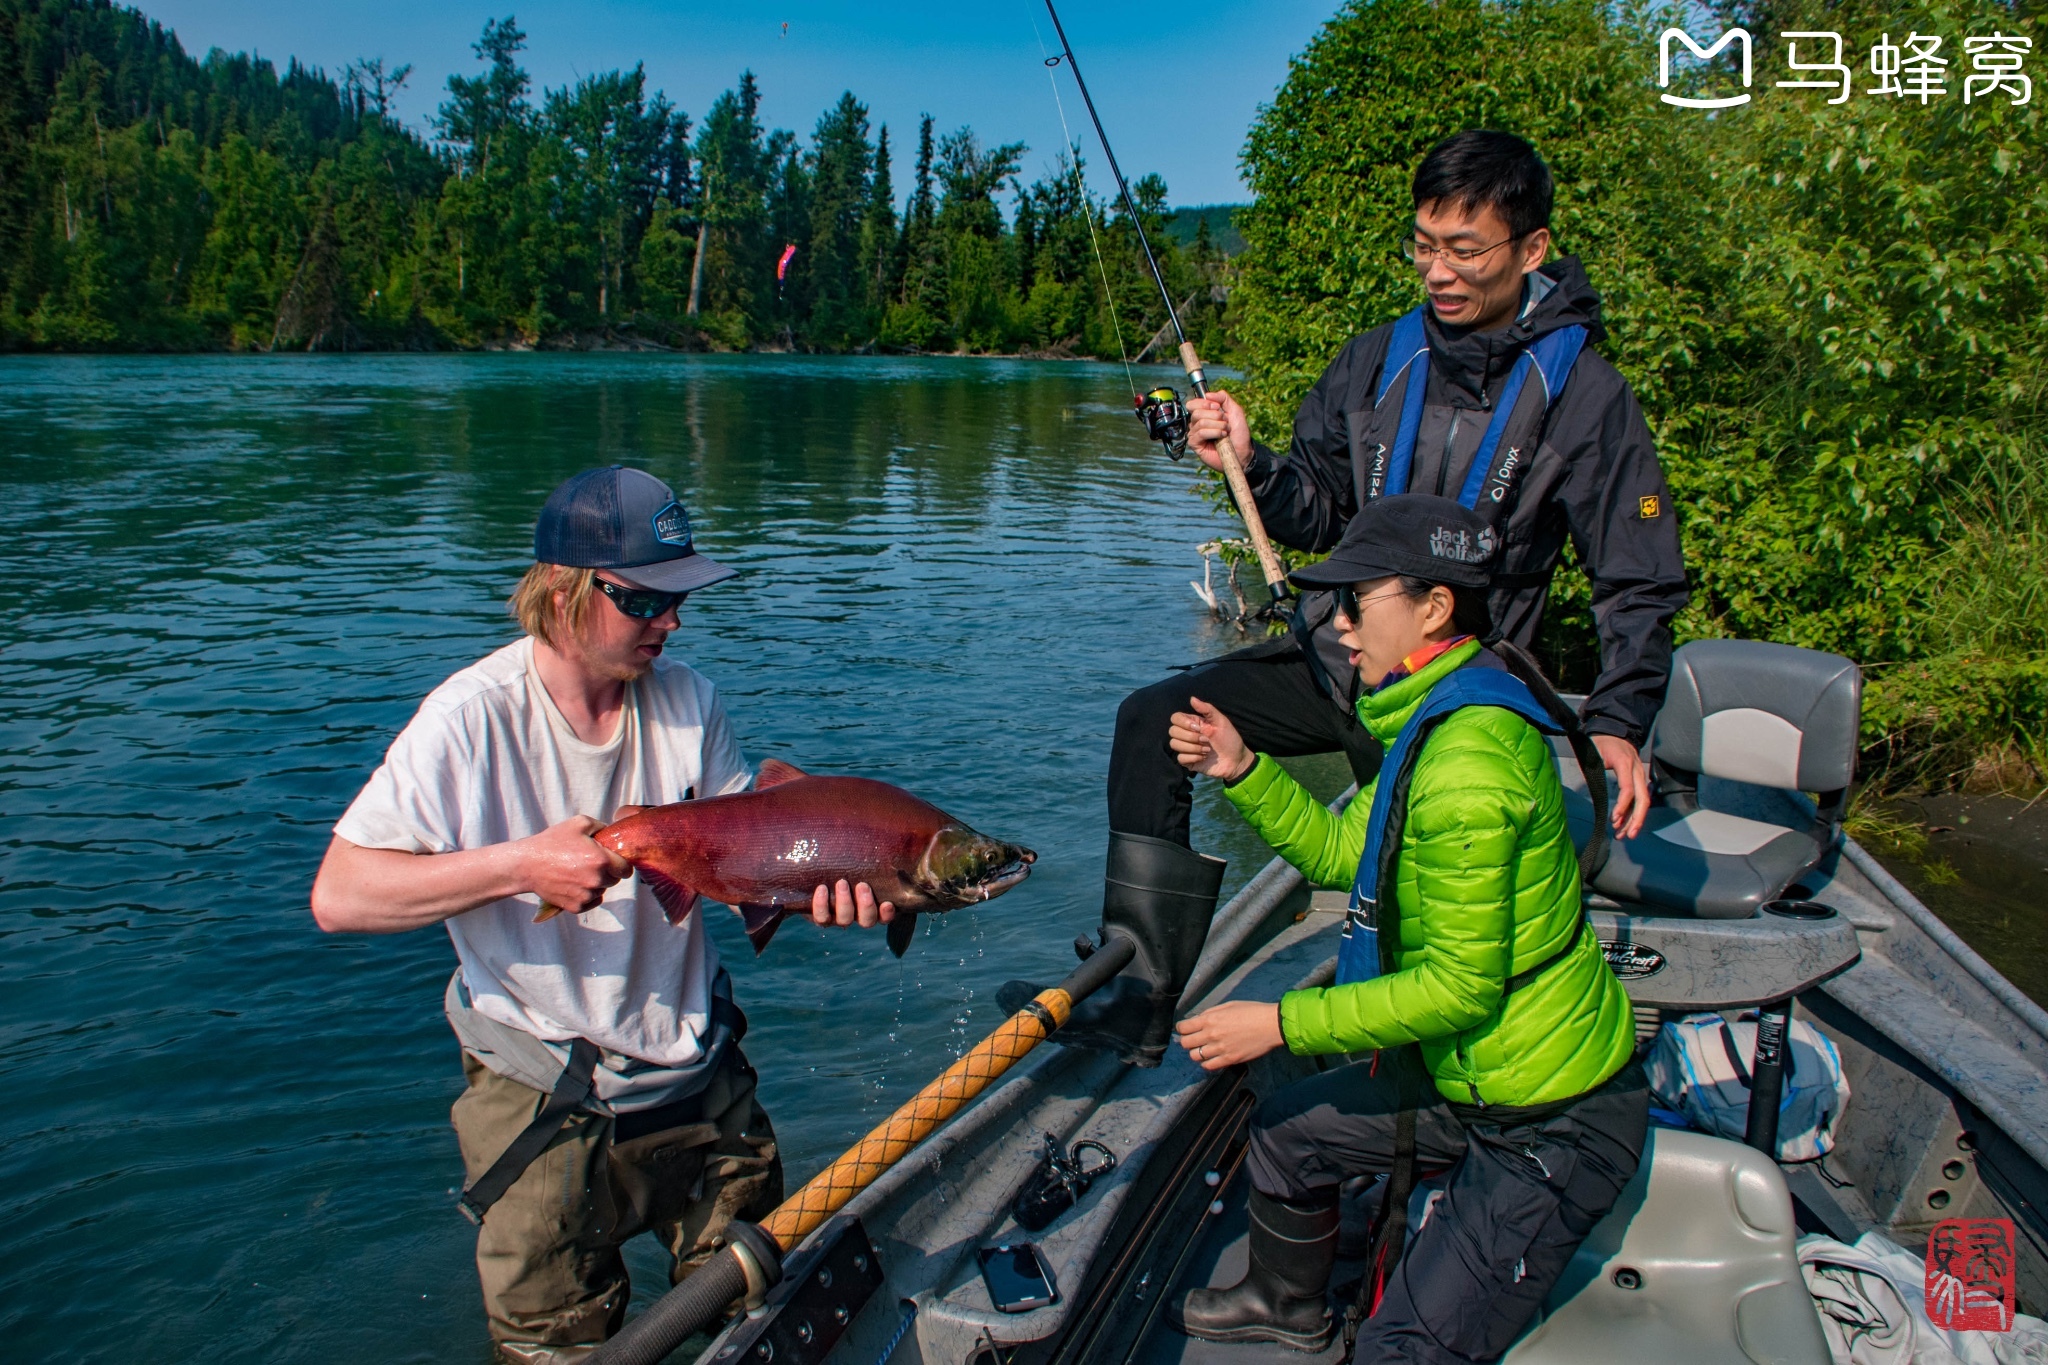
[310,466,1031,1364]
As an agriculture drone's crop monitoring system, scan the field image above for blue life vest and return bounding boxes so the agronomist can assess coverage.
[1361,306,1589,519]
[1337,663,1578,987]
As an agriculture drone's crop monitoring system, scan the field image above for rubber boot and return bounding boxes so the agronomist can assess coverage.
[999,833,1224,1067]
[1171,1188,1339,1350]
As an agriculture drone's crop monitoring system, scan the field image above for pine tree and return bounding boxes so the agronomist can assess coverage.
[804,91,872,347]
[690,71,774,345]
[884,112,946,348]
[856,123,898,324]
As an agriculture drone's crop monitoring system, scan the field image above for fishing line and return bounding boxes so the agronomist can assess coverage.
[1037,0,1191,371]
[1028,0,1295,606]
[1024,3,1136,397]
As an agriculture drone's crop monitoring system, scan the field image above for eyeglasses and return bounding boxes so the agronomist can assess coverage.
[1400,234,1523,275]
[595,577,689,620]
[1332,584,1409,623]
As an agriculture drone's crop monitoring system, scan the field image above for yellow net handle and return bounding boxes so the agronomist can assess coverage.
[760,987,1073,1249]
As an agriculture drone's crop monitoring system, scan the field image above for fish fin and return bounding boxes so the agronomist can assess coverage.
[738,904,787,954]
[534,902,566,923]
[754,758,809,789]
[886,912,918,958]
[639,868,701,926]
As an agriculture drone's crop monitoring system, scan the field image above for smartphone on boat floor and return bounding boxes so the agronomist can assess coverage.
[979,1241,1059,1313]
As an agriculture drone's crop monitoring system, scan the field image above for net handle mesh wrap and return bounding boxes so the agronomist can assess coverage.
[761,988,1074,1248]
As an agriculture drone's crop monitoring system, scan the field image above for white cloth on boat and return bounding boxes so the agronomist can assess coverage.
[1798,1231,2048,1365]
[335,635,751,1100]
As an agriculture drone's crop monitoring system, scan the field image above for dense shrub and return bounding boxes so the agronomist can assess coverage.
[1230,0,2045,787]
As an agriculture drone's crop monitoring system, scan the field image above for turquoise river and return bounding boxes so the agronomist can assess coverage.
[0,354,1356,1362]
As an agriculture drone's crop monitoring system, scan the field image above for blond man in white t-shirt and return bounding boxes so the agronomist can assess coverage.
[312,466,894,1365]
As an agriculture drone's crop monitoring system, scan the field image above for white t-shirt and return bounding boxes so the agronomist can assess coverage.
[335,636,751,1069]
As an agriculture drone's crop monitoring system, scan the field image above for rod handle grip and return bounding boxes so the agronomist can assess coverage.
[1179,342,1289,602]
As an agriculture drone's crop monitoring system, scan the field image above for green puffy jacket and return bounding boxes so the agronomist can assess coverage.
[1224,639,1635,1106]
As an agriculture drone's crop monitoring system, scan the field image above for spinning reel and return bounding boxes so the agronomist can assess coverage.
[1136,387,1189,461]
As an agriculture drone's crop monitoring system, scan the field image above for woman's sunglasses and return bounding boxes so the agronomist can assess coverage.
[595,578,689,619]
[1332,584,1407,622]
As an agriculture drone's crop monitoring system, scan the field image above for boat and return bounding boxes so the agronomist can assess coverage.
[688,639,2048,1365]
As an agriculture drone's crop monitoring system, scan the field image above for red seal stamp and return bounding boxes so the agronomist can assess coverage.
[1925,1217,2017,1332]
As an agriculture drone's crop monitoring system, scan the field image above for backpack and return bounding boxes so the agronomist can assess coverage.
[1646,1011,1851,1161]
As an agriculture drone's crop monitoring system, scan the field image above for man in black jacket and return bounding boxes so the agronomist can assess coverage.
[1054,131,1688,1066]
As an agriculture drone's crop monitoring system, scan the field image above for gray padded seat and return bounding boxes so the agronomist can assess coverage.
[1591,641,1860,919]
[1503,1129,1830,1365]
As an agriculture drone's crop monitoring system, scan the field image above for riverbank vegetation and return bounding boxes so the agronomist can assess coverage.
[0,0,1227,356]
[1232,0,2045,791]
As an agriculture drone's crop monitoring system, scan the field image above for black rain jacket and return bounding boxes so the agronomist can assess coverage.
[1241,257,1688,746]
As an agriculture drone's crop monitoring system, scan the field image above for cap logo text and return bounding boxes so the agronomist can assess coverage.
[1429,525,1497,564]
[651,500,693,549]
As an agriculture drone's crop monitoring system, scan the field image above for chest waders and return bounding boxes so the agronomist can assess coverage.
[456,992,749,1225]
[1292,308,1591,712]
[1337,649,1611,1350]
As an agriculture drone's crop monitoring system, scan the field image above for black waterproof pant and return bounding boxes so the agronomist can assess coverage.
[1245,1058,1649,1365]
[1108,641,1382,847]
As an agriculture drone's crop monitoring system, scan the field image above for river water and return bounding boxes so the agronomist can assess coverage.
[0,354,1327,1363]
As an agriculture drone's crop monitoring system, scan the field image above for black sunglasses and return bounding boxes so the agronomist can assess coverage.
[1332,583,1406,622]
[595,577,689,619]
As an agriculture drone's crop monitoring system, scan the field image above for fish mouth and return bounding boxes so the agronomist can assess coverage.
[920,831,1037,905]
[961,846,1035,902]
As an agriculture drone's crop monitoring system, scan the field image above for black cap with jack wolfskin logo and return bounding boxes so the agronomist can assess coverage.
[1290,493,1496,590]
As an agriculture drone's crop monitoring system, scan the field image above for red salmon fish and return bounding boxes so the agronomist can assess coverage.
[535,759,1035,954]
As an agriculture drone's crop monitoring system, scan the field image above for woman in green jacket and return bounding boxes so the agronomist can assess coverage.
[1166,496,1647,1363]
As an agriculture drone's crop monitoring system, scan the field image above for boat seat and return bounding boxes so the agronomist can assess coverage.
[1588,641,1860,919]
[1503,1128,1830,1365]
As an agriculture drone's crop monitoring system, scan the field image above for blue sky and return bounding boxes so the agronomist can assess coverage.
[136,0,1340,208]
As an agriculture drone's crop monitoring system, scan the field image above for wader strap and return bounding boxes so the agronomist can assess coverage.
[458,1036,602,1225]
[1346,1045,1423,1353]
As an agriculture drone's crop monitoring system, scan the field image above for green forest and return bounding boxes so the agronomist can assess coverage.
[5,0,2042,791]
[1235,0,2044,792]
[0,0,1228,355]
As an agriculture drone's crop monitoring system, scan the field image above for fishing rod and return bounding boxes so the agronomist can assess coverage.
[1040,0,1292,608]
[585,935,1136,1365]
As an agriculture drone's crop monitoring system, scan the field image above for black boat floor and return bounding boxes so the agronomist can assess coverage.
[1133,1181,1362,1365]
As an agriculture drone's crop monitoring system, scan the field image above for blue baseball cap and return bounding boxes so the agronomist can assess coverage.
[533,466,736,593]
